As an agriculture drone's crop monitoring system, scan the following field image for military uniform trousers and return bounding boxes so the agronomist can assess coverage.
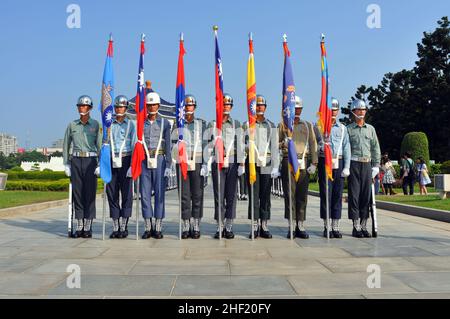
[106,155,133,219]
[348,161,372,220]
[281,157,310,221]
[140,155,167,219]
[238,173,248,197]
[245,160,272,220]
[176,163,204,220]
[211,159,238,221]
[71,156,98,220]
[318,157,344,220]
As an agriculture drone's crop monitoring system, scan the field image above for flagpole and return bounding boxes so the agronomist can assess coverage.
[136,177,139,240]
[178,32,184,241]
[214,25,223,241]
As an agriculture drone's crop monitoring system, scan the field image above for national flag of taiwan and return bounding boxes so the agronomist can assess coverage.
[282,36,300,181]
[214,28,225,170]
[99,34,114,184]
[247,34,257,185]
[175,35,188,180]
[131,35,147,180]
[317,35,333,181]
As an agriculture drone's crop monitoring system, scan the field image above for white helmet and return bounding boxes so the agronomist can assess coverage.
[146,92,161,105]
[350,99,367,111]
[295,96,303,109]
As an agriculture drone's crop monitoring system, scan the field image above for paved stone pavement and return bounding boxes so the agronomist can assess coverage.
[1,182,450,299]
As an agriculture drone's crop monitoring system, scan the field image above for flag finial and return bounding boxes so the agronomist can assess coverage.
[283,34,287,43]
[180,32,184,41]
[249,32,253,41]
[321,34,325,43]
[141,33,146,42]
[213,25,219,32]
[146,80,152,89]
[109,33,113,42]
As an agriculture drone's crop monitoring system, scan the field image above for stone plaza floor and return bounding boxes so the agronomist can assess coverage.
[1,183,450,299]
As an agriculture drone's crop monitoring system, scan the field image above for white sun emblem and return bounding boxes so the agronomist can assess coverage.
[217,59,223,78]
[138,71,144,88]
[250,101,256,115]
[105,110,113,122]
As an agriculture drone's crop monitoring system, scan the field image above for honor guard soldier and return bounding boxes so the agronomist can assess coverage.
[106,95,137,239]
[140,92,172,239]
[279,96,318,239]
[208,93,245,239]
[63,95,102,238]
[243,95,280,239]
[174,94,208,239]
[347,99,381,238]
[316,98,351,238]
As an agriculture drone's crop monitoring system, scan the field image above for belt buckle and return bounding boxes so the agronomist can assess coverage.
[80,151,87,157]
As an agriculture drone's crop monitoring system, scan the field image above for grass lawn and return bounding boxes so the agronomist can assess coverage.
[376,194,450,211]
[0,191,68,209]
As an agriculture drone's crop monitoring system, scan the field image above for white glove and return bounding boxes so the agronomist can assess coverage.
[126,167,132,178]
[371,167,379,179]
[200,164,209,177]
[341,168,350,178]
[307,164,317,175]
[271,168,280,179]
[164,168,172,178]
[238,165,245,177]
[94,167,100,176]
[64,164,71,177]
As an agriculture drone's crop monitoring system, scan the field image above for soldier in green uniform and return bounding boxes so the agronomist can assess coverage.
[279,96,318,239]
[63,95,102,238]
[347,99,381,238]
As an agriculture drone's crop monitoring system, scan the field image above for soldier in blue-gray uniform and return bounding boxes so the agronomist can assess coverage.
[316,98,351,239]
[63,95,102,238]
[347,99,381,238]
[207,93,245,239]
[172,94,208,239]
[106,95,137,239]
[140,92,172,239]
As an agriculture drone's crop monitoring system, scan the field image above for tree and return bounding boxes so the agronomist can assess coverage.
[345,17,450,162]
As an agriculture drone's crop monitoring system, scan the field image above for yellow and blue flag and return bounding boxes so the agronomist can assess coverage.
[247,33,257,185]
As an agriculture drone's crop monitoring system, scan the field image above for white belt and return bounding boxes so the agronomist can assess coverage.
[72,152,97,157]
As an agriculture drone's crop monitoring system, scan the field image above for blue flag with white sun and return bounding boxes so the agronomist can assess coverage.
[99,35,114,184]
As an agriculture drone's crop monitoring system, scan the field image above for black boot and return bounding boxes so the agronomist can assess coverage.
[181,231,190,239]
[332,230,343,238]
[361,229,372,238]
[323,228,334,238]
[352,227,364,238]
[260,227,272,239]
[110,231,120,239]
[141,230,152,239]
[296,227,309,239]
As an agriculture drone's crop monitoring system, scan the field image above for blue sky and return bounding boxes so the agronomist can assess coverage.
[0,0,448,148]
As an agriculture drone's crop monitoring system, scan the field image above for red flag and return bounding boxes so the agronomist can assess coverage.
[131,36,147,180]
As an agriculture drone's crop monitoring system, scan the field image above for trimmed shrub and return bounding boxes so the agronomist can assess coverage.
[430,164,442,177]
[5,179,104,192]
[6,171,66,181]
[400,132,430,166]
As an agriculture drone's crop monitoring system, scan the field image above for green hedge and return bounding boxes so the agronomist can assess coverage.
[6,171,66,181]
[5,179,104,191]
[441,161,450,174]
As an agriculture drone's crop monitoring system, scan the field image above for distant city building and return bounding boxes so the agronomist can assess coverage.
[21,157,64,172]
[52,139,64,148]
[36,147,63,156]
[0,133,18,156]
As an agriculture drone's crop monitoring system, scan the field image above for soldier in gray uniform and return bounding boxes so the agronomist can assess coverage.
[63,95,102,238]
[243,95,280,239]
[279,96,318,239]
[347,99,381,238]
[106,95,137,239]
[173,94,208,239]
[208,93,245,239]
[140,92,172,239]
[315,98,351,238]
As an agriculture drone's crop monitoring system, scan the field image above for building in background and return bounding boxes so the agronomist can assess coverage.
[21,157,64,171]
[36,147,63,156]
[0,133,18,156]
[52,139,64,149]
